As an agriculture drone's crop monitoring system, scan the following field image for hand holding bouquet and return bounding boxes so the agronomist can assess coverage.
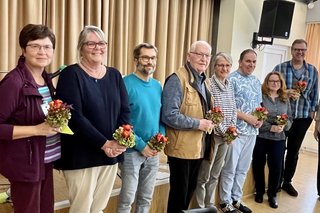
[205,106,224,134]
[45,99,73,135]
[148,133,169,152]
[252,107,268,121]
[275,113,288,126]
[223,126,238,144]
[295,80,307,94]
[112,124,135,148]
[206,106,224,124]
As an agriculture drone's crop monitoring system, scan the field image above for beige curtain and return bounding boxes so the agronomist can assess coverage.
[0,0,44,79]
[305,23,320,72]
[0,0,215,84]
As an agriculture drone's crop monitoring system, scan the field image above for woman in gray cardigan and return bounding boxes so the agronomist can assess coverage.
[252,72,292,209]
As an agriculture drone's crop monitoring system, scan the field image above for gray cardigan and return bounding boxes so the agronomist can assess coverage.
[258,95,292,141]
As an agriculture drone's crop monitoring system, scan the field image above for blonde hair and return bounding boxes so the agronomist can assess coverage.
[76,25,107,62]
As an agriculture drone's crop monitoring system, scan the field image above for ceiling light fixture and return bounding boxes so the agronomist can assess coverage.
[308,1,315,9]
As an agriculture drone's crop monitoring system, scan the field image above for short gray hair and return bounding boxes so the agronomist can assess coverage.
[212,52,233,66]
[189,40,212,53]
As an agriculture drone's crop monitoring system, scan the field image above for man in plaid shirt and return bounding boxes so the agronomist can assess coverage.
[273,39,318,197]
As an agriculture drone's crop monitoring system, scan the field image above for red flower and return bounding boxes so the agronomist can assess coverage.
[295,81,307,94]
[46,99,72,128]
[275,113,288,126]
[223,126,238,144]
[148,133,169,152]
[113,124,135,148]
[252,107,268,121]
[206,106,224,124]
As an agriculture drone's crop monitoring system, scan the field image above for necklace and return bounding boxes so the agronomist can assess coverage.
[79,61,104,82]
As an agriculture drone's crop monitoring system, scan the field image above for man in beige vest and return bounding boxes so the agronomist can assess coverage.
[161,40,215,213]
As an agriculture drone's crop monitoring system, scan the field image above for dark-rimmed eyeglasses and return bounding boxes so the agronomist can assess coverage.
[138,56,157,62]
[293,48,307,52]
[268,80,281,83]
[84,41,107,49]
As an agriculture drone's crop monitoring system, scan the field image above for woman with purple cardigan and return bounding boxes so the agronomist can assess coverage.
[0,24,60,213]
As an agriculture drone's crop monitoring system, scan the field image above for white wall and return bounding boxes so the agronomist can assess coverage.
[218,0,307,79]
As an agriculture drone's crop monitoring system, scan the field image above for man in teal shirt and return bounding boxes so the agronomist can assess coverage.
[118,43,165,213]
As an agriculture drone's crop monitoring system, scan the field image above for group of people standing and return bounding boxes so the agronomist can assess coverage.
[0,23,319,213]
[162,38,319,213]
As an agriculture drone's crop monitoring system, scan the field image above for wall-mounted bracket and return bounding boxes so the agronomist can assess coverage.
[251,32,274,49]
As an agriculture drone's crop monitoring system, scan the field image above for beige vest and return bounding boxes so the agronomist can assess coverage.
[164,66,208,159]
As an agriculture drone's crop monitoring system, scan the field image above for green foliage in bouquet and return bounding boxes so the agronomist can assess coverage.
[205,106,224,124]
[45,99,71,128]
[275,113,288,126]
[113,124,135,148]
[148,133,169,152]
[252,107,268,121]
[223,126,238,144]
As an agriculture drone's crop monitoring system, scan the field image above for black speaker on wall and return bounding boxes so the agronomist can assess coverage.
[258,0,295,39]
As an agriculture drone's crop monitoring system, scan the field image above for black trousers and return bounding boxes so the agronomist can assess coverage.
[167,156,202,213]
[252,137,285,197]
[283,118,312,184]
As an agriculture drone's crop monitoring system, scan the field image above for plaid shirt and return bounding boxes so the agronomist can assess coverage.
[273,60,318,118]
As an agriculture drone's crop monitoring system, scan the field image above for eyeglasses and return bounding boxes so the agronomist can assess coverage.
[26,44,53,52]
[216,64,231,69]
[84,41,107,49]
[293,48,307,52]
[268,80,281,84]
[139,56,157,62]
[190,52,212,59]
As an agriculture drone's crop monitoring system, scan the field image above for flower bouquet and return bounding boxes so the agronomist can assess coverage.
[295,80,307,94]
[275,113,288,126]
[252,107,268,121]
[223,126,238,144]
[45,99,73,135]
[112,124,135,148]
[206,106,224,124]
[205,106,224,134]
[148,133,169,152]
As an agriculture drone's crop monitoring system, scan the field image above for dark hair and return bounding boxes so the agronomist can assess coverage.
[239,49,256,61]
[133,43,158,59]
[262,72,288,102]
[19,24,56,49]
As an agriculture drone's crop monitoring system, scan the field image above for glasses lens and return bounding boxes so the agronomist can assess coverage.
[86,41,107,49]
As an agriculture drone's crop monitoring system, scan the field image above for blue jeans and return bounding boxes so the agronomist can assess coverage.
[118,150,159,213]
[219,134,257,204]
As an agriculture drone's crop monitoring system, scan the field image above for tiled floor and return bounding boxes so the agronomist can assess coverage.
[241,151,320,213]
